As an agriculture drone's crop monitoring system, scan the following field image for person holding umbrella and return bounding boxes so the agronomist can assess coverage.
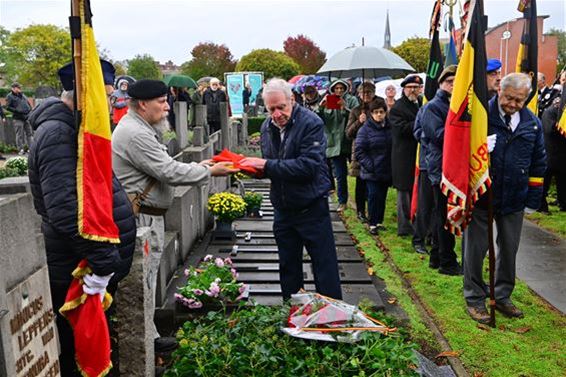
[318,79,359,211]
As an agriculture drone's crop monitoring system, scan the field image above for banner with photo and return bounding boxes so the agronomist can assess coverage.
[225,73,245,116]
[247,73,264,105]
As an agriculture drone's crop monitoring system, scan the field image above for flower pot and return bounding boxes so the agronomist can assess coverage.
[246,207,262,218]
[212,220,236,241]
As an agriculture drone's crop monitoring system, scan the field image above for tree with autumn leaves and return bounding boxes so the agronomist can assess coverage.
[283,34,326,74]
[181,42,237,80]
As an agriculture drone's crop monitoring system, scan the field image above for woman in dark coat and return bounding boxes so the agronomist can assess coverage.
[202,78,227,133]
[355,98,392,234]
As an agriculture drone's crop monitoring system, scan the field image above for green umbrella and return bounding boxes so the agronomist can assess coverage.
[163,74,197,88]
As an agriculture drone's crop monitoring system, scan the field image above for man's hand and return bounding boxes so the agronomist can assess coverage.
[240,157,267,171]
[199,159,214,166]
[83,273,114,302]
[208,161,239,176]
[358,113,367,124]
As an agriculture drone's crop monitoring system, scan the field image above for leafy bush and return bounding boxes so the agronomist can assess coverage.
[247,116,266,135]
[0,142,18,154]
[165,305,418,376]
[236,49,300,80]
[0,166,19,179]
[5,156,28,175]
[243,191,263,210]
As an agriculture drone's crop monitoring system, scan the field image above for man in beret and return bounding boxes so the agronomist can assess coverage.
[112,79,237,348]
[27,60,136,375]
[389,74,423,237]
[421,65,462,276]
[486,58,502,99]
[5,82,33,154]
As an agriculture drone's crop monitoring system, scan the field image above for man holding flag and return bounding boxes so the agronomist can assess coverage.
[463,73,546,323]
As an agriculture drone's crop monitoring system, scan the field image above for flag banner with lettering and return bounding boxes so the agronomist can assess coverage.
[557,87,566,137]
[515,0,538,114]
[440,0,490,235]
[76,0,119,243]
[59,260,112,377]
[410,0,444,221]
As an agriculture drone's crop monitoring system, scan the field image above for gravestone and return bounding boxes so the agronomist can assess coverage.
[173,102,188,149]
[0,194,60,377]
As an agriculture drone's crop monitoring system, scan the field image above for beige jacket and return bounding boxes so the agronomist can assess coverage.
[112,110,210,209]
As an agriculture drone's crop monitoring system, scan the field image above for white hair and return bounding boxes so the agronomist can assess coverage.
[210,77,220,85]
[537,72,545,81]
[501,72,532,92]
[262,78,292,100]
[61,90,74,101]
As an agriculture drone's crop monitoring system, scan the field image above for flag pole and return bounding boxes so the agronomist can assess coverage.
[71,0,82,111]
[487,184,496,327]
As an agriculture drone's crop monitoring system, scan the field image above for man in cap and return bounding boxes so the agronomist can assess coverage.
[5,82,33,154]
[389,74,423,237]
[112,79,237,348]
[486,58,502,99]
[463,73,546,323]
[27,60,136,376]
[537,72,560,118]
[421,65,462,276]
[202,77,227,133]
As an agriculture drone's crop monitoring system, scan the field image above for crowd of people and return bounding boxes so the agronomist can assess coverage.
[1,55,564,375]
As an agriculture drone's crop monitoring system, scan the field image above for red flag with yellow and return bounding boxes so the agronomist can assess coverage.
[515,0,538,114]
[440,0,490,235]
[75,0,119,243]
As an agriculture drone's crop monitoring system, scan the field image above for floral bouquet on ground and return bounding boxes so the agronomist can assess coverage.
[282,292,397,343]
[175,255,248,309]
[207,192,247,222]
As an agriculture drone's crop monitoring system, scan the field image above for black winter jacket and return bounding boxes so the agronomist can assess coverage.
[354,117,392,183]
[27,97,136,284]
[421,89,451,186]
[541,100,566,173]
[261,104,332,210]
[6,91,32,120]
[202,88,227,123]
[389,94,420,190]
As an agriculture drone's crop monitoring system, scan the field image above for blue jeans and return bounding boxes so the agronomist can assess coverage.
[331,155,348,205]
[366,181,389,226]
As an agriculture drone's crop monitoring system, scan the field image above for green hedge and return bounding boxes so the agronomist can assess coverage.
[247,116,266,135]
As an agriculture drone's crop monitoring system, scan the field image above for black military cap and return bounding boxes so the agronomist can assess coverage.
[58,59,116,91]
[127,79,168,100]
[400,75,423,87]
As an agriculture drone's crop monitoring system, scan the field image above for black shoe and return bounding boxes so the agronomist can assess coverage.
[438,265,463,276]
[155,337,178,354]
[155,366,167,377]
[369,225,378,235]
[428,260,440,269]
[376,224,386,231]
[0,155,5,160]
[413,245,429,255]
[357,212,369,223]
[495,302,524,318]
[466,304,490,324]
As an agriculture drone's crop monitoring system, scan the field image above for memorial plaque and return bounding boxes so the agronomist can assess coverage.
[5,266,60,377]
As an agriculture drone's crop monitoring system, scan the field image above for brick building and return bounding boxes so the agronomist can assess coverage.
[485,15,558,82]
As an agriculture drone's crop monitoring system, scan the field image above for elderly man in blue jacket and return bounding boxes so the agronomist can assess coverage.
[241,78,342,300]
[464,73,546,324]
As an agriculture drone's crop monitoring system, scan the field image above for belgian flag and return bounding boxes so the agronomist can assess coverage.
[440,0,490,235]
[557,86,566,137]
[515,0,538,114]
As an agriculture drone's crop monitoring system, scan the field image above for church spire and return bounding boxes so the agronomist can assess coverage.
[384,9,392,49]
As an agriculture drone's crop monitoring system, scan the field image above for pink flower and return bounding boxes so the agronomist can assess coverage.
[174,293,184,300]
[192,289,204,296]
[215,258,225,268]
[224,257,233,266]
[231,268,238,279]
[184,269,190,277]
[203,255,213,262]
[206,282,221,297]
[236,284,248,300]
[188,299,203,309]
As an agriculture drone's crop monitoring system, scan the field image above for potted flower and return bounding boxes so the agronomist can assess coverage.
[243,191,263,217]
[175,255,248,310]
[207,192,246,240]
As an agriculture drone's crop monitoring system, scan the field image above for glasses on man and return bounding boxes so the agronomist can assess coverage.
[405,85,421,90]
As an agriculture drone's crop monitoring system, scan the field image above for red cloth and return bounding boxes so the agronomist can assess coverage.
[212,148,259,174]
[59,260,112,377]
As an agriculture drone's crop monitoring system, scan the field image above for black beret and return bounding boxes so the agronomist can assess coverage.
[58,59,116,91]
[127,79,168,100]
[400,74,423,87]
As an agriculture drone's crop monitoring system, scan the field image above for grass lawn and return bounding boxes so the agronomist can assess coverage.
[343,177,566,377]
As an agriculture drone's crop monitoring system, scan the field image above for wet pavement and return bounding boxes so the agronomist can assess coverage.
[516,219,566,314]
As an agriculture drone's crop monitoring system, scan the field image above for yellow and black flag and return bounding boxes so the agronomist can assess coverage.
[515,0,538,114]
[557,85,566,137]
[441,0,490,234]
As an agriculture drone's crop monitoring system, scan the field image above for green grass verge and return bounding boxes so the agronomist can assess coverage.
[526,208,566,238]
[344,177,566,377]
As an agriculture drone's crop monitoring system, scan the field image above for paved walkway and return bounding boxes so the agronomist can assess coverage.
[517,219,566,314]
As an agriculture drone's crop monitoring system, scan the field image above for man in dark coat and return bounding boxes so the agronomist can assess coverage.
[537,72,560,118]
[202,77,227,133]
[240,78,342,300]
[463,73,546,323]
[27,63,136,375]
[539,95,566,212]
[389,74,423,236]
[421,65,461,276]
[5,82,33,154]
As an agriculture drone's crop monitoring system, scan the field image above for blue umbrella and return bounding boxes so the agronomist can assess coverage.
[294,75,330,93]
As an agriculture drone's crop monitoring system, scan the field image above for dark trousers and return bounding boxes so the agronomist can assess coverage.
[273,197,342,300]
[366,181,389,226]
[326,159,336,191]
[208,120,221,133]
[413,170,437,250]
[330,155,349,205]
[431,185,458,268]
[355,177,367,215]
[540,168,566,211]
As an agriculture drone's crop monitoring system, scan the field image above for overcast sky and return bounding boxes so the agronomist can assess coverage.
[0,0,564,65]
